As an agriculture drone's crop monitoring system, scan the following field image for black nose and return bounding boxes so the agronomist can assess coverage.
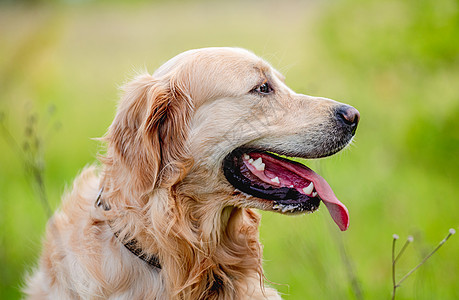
[336,105,360,134]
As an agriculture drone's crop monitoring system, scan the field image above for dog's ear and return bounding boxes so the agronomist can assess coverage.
[105,74,193,191]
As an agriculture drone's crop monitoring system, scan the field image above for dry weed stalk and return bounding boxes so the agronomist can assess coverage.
[391,228,456,300]
[0,106,60,217]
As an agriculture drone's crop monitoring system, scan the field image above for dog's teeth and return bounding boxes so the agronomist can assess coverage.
[302,182,314,195]
[255,162,265,171]
[243,154,250,160]
[271,176,280,184]
[273,204,279,210]
[247,157,265,171]
[281,205,296,213]
[248,157,263,170]
[312,192,318,197]
[253,157,262,165]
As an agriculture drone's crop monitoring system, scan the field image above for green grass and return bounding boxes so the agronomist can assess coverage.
[1,0,458,299]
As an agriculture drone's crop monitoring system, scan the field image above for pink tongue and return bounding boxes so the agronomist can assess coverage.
[251,153,349,231]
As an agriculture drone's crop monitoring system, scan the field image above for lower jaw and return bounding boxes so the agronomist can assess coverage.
[227,168,321,214]
[223,152,321,214]
[240,187,321,214]
[271,197,320,214]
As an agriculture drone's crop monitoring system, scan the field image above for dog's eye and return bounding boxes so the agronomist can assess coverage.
[254,82,272,95]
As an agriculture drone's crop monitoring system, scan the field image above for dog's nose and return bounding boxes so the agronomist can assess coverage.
[336,105,360,134]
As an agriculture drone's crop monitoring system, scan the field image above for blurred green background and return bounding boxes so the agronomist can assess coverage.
[1,0,458,299]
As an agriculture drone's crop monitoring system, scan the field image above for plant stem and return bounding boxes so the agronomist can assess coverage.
[395,231,455,288]
[391,236,397,300]
[394,238,411,264]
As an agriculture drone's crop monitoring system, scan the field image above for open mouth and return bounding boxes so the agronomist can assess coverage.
[223,149,349,231]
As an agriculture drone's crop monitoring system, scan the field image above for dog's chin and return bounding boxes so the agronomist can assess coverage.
[222,146,351,231]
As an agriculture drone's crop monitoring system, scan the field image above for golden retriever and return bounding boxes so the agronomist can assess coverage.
[25,47,359,299]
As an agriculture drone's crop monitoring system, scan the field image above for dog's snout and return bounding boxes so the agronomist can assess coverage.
[336,105,360,134]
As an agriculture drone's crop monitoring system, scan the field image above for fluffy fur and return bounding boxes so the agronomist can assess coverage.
[25,47,355,299]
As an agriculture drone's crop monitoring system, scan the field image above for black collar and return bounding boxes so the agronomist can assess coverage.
[95,187,162,269]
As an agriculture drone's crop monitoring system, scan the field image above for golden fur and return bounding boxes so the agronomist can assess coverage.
[25,47,353,299]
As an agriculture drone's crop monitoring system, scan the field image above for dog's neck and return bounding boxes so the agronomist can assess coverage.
[101,179,264,299]
[95,187,162,269]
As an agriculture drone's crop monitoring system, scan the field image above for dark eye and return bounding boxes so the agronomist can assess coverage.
[254,82,272,95]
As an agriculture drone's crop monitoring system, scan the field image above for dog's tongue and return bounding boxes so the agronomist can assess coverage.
[307,170,349,231]
[252,153,349,231]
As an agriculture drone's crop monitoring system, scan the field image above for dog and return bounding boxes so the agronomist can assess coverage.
[25,47,359,299]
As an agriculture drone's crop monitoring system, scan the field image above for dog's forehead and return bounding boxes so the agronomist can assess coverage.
[154,47,268,77]
[154,47,274,105]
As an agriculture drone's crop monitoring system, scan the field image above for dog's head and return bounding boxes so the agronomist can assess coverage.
[105,47,359,231]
